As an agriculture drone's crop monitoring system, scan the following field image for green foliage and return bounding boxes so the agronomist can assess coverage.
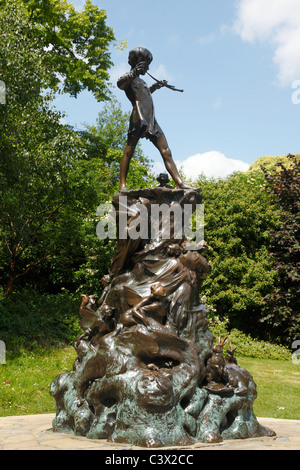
[7,0,116,100]
[0,2,153,297]
[0,346,77,415]
[0,1,90,295]
[209,316,290,360]
[0,290,81,350]
[196,171,281,339]
[0,0,73,308]
[1,1,295,355]
[65,99,156,295]
[238,357,300,420]
[247,154,298,173]
[261,154,300,345]
[81,99,156,192]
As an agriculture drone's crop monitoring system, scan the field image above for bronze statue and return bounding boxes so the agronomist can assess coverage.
[117,46,191,191]
[50,49,276,447]
[51,187,275,446]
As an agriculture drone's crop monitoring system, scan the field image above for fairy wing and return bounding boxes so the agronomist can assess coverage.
[79,308,100,332]
[123,285,145,307]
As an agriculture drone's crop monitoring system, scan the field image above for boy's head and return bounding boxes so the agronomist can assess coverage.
[128,46,153,68]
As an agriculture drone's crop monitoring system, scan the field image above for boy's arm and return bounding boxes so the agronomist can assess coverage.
[117,62,148,90]
[117,62,146,90]
[117,70,137,90]
[149,82,166,94]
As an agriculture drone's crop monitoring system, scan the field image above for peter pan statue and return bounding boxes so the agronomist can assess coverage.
[117,46,191,191]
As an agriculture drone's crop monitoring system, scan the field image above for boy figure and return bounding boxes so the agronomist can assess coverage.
[117,46,191,191]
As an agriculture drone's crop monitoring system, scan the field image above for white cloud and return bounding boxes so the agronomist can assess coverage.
[152,151,249,180]
[168,34,180,46]
[177,151,249,179]
[234,0,300,86]
[149,64,173,83]
[196,33,215,45]
[152,161,166,176]
[213,97,222,109]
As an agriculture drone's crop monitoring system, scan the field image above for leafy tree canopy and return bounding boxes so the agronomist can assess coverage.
[1,0,116,100]
[247,154,299,173]
[261,154,300,345]
[195,171,281,340]
[0,0,90,295]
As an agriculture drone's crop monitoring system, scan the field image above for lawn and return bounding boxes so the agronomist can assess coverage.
[0,346,299,420]
[238,357,300,420]
[0,346,77,416]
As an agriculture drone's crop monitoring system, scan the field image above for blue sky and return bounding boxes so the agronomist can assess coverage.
[54,0,300,179]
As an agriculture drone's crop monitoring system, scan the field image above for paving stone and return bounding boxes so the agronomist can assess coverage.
[0,414,299,450]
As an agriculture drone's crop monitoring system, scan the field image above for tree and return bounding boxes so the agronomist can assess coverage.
[195,171,281,339]
[0,1,154,296]
[80,99,156,192]
[67,100,156,295]
[247,154,297,173]
[0,0,126,296]
[15,0,116,100]
[0,1,92,295]
[261,154,300,345]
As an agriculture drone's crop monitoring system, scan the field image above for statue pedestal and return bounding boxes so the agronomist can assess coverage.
[50,188,275,447]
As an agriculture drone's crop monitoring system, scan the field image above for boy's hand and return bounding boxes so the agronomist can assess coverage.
[159,80,168,88]
[149,80,167,93]
[135,61,149,75]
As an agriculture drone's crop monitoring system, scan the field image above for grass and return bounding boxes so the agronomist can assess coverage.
[0,346,77,416]
[0,345,299,420]
[238,357,300,420]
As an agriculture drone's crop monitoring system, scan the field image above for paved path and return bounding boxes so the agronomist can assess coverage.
[0,414,299,450]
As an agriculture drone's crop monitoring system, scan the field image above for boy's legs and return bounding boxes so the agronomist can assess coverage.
[119,127,141,190]
[153,133,192,189]
[119,131,192,190]
[119,143,136,190]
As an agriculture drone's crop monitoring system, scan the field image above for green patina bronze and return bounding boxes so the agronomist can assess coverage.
[50,47,275,446]
[50,186,275,447]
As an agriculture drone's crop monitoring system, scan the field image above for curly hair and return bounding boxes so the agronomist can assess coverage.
[128,46,153,68]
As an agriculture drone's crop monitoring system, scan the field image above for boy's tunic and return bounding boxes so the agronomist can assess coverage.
[117,72,162,143]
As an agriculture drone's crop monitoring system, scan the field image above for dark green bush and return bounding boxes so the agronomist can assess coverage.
[0,289,81,352]
[195,171,281,341]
